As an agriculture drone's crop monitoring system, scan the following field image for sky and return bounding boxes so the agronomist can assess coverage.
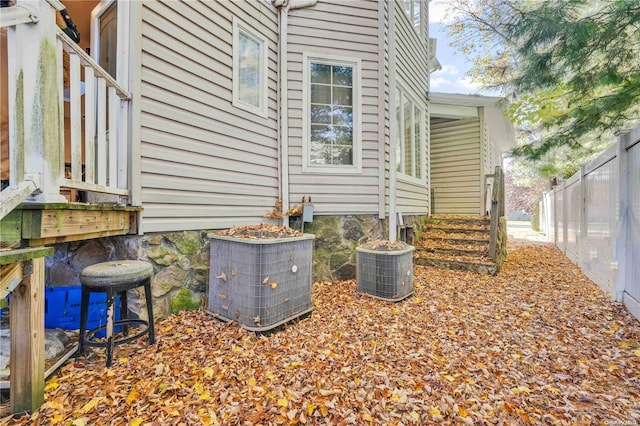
[428,1,483,95]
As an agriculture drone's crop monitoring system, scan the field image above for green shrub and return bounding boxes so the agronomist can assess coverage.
[170,288,201,314]
[531,203,541,232]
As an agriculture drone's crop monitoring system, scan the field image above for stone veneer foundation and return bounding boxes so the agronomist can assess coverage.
[45,231,211,322]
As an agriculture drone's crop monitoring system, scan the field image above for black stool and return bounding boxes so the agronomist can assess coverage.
[78,260,155,367]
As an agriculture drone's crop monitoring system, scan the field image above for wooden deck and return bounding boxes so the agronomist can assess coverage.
[2,203,141,247]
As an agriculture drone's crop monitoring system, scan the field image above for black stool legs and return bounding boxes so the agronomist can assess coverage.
[143,278,155,345]
[104,288,115,367]
[78,285,90,357]
[77,260,155,367]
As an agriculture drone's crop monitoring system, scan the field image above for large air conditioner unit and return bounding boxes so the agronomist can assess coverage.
[208,232,314,331]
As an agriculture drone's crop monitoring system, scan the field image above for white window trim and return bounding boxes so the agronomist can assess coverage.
[396,84,426,186]
[91,0,131,87]
[302,52,362,174]
[232,17,269,118]
[401,0,424,39]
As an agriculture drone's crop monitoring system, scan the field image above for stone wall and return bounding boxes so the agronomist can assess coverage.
[299,214,429,282]
[46,231,211,322]
[290,215,422,281]
[291,214,388,282]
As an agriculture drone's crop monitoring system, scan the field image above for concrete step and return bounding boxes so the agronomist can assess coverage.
[417,238,489,251]
[416,249,492,264]
[423,229,490,240]
[416,215,497,275]
[416,246,489,258]
[420,235,490,245]
[424,225,490,234]
[428,215,490,226]
[414,256,498,276]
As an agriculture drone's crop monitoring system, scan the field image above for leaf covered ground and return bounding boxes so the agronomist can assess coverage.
[5,243,640,425]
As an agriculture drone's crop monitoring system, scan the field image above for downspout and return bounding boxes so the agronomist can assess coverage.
[273,0,318,227]
[275,0,288,226]
[388,1,398,241]
[376,0,386,219]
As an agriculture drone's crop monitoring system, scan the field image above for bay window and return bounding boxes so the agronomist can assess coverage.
[395,87,425,181]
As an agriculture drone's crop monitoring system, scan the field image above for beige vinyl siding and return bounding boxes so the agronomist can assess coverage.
[430,118,481,215]
[286,0,381,215]
[393,1,429,215]
[138,1,279,232]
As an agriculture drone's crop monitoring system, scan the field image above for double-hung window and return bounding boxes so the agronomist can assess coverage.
[232,18,268,117]
[303,53,362,173]
[395,87,425,181]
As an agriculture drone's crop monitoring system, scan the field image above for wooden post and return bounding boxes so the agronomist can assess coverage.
[488,166,503,261]
[1,246,52,415]
[8,0,66,203]
[10,256,45,414]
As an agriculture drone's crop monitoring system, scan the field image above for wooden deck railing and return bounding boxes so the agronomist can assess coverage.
[57,29,131,197]
[0,0,131,222]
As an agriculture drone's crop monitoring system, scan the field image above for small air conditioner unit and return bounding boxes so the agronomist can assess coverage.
[356,241,415,302]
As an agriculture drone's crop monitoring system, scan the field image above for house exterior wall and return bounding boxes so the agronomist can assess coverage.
[286,0,381,215]
[430,118,482,215]
[138,1,281,233]
[392,0,430,215]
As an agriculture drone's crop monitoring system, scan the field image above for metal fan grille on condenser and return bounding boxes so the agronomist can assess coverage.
[356,245,415,302]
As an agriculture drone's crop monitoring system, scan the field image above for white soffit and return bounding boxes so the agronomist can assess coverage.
[429,92,515,151]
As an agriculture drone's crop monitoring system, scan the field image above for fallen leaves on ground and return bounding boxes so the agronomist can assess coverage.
[5,244,640,425]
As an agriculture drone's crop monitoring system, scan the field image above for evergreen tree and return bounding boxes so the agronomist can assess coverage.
[445,0,640,162]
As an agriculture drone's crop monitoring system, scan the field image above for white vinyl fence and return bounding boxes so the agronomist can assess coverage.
[541,126,640,321]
